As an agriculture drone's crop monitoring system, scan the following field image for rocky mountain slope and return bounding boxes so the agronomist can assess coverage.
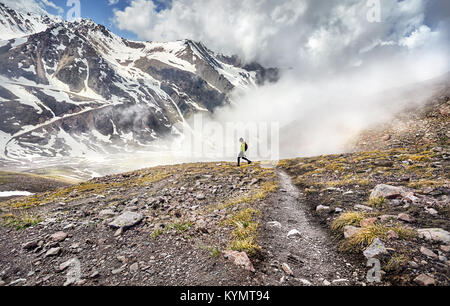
[0,3,277,159]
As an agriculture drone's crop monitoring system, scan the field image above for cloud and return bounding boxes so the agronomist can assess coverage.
[108,0,119,6]
[113,0,449,74]
[1,0,63,15]
[113,0,449,158]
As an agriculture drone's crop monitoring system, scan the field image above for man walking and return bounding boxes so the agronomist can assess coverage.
[238,138,252,166]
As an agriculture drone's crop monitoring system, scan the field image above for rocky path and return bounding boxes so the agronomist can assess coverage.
[258,170,364,286]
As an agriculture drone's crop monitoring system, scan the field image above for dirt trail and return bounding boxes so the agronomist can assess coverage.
[258,170,363,286]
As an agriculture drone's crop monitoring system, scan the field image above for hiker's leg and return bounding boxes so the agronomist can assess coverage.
[237,157,241,166]
[242,157,252,164]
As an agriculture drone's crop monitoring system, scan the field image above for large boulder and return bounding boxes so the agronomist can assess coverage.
[417,228,450,244]
[363,238,387,259]
[370,184,409,200]
[344,226,362,239]
[108,211,143,229]
[223,250,255,272]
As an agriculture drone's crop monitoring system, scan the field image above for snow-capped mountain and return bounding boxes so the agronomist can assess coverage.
[0,3,61,40]
[0,3,278,159]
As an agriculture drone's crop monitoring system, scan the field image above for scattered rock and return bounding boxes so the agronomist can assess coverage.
[112,267,124,275]
[323,279,331,286]
[108,211,143,229]
[194,219,208,233]
[397,213,415,223]
[114,227,123,237]
[267,221,282,229]
[99,209,115,217]
[281,263,293,276]
[22,240,39,250]
[418,228,450,244]
[370,184,407,200]
[360,217,377,227]
[45,247,61,257]
[223,250,255,272]
[425,207,438,215]
[344,226,361,239]
[387,230,399,240]
[287,229,301,238]
[196,193,205,200]
[420,246,438,258]
[297,278,312,286]
[130,263,139,273]
[414,273,435,286]
[354,204,373,211]
[363,238,387,259]
[316,205,330,212]
[440,245,450,253]
[50,231,68,242]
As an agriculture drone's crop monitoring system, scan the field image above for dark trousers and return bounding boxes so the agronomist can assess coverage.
[238,157,251,166]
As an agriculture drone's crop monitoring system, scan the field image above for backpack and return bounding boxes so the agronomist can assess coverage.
[245,142,248,152]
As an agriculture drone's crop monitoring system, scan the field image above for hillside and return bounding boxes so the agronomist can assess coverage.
[0,140,448,286]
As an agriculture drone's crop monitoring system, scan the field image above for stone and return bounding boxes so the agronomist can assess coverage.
[129,263,139,273]
[425,207,438,215]
[195,219,208,233]
[414,274,435,286]
[196,193,205,200]
[354,204,373,211]
[112,267,124,275]
[50,231,68,242]
[334,208,343,213]
[418,228,450,244]
[267,221,282,229]
[108,211,143,229]
[323,280,331,286]
[344,226,362,239]
[409,261,419,268]
[387,230,399,240]
[45,247,61,257]
[440,245,450,252]
[316,205,330,212]
[370,184,408,200]
[99,209,115,217]
[223,250,255,272]
[287,229,301,238]
[420,246,438,258]
[298,279,312,286]
[378,214,396,222]
[114,227,123,237]
[22,240,39,250]
[281,263,293,276]
[397,213,415,223]
[59,259,73,272]
[360,217,377,227]
[363,238,387,259]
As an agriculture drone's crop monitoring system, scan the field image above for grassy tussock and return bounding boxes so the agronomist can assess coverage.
[224,208,261,256]
[340,224,417,252]
[331,211,366,232]
[0,213,42,230]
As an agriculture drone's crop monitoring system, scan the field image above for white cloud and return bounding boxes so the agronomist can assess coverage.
[113,0,449,157]
[113,0,449,76]
[108,0,119,6]
[1,0,63,15]
[41,0,64,15]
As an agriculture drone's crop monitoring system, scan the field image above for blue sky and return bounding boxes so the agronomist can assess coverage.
[44,0,170,40]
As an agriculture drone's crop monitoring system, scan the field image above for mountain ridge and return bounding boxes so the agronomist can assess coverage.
[0,3,278,160]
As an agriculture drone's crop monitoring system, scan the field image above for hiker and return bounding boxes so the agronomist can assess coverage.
[238,138,252,166]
